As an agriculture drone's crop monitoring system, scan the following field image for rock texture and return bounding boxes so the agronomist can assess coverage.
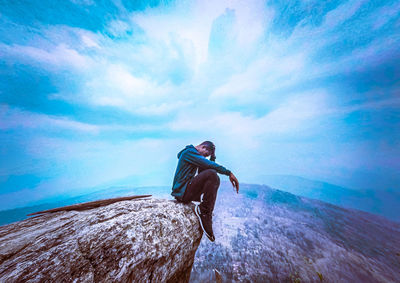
[0,198,202,282]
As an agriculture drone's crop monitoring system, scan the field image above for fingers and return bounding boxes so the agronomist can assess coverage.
[230,174,239,193]
[233,180,239,193]
[230,180,237,192]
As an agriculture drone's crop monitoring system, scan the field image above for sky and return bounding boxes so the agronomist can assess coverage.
[0,0,399,210]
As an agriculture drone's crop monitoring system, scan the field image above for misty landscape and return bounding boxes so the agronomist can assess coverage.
[259,175,400,223]
[1,180,399,282]
[190,182,400,282]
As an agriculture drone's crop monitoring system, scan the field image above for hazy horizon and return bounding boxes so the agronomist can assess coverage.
[1,177,399,226]
[0,172,381,210]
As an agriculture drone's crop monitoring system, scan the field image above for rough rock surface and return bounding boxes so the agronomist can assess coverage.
[0,198,202,282]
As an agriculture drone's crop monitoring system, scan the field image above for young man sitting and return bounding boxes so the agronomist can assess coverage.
[171,141,239,242]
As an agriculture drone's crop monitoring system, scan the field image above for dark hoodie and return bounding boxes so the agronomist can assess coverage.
[171,144,231,199]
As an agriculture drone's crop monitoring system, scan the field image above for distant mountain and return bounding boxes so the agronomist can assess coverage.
[258,175,399,223]
[190,182,400,282]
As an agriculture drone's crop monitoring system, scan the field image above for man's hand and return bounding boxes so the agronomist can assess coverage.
[229,172,239,194]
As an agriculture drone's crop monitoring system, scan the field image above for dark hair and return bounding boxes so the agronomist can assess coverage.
[200,141,216,161]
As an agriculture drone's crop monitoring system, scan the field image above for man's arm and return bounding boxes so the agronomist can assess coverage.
[183,150,231,176]
[184,149,239,193]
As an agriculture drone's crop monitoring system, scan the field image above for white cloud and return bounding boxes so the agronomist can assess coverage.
[69,0,94,5]
[131,6,211,68]
[82,63,183,115]
[80,34,100,48]
[372,2,400,30]
[135,101,192,116]
[0,105,173,133]
[209,52,307,103]
[257,91,330,133]
[322,0,365,30]
[129,0,271,69]
[330,97,400,115]
[169,90,330,151]
[2,43,93,70]
[106,19,132,37]
[0,105,99,133]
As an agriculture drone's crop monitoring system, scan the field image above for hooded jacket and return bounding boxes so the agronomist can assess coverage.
[171,144,231,199]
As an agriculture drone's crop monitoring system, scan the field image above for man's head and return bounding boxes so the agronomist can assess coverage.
[195,141,216,160]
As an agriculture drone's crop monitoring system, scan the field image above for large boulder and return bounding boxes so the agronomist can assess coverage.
[0,198,202,282]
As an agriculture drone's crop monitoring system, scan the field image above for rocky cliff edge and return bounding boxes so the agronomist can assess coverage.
[0,197,202,282]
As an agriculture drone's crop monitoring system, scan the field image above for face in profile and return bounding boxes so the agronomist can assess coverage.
[198,145,211,157]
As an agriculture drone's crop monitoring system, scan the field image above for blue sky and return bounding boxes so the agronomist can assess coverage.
[0,0,399,210]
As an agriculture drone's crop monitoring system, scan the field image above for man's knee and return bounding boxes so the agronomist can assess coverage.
[204,168,217,177]
[205,169,220,185]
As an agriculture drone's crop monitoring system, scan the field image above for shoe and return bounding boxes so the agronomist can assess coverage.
[194,204,215,242]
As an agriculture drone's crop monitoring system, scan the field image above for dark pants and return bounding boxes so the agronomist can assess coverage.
[182,169,220,214]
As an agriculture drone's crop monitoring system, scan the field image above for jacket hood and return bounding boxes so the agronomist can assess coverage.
[177,144,195,159]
